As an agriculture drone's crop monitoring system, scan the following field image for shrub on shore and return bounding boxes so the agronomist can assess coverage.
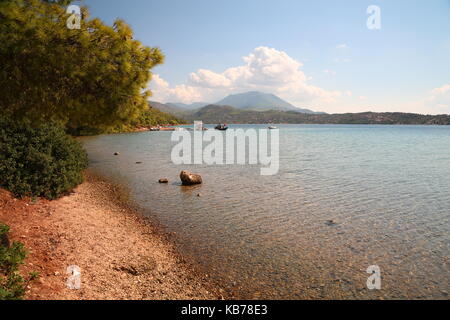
[0,223,39,300]
[0,119,88,199]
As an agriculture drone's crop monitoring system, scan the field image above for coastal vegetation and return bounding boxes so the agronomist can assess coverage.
[0,0,175,298]
[0,0,174,201]
[0,223,39,300]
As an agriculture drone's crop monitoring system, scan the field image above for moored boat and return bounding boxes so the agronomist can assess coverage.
[215,124,228,131]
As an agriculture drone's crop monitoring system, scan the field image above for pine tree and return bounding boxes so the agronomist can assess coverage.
[0,0,164,130]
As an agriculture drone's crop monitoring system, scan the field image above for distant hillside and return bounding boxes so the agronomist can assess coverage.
[166,102,208,110]
[136,104,186,126]
[184,105,450,125]
[150,101,194,119]
[149,101,186,114]
[216,91,322,113]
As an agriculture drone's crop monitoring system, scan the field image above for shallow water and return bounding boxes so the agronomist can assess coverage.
[83,124,450,299]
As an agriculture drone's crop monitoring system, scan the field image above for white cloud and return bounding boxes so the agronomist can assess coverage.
[427,84,450,113]
[189,69,232,88]
[150,74,206,103]
[377,85,450,115]
[150,46,341,106]
[430,84,450,96]
[336,44,347,49]
[323,69,337,76]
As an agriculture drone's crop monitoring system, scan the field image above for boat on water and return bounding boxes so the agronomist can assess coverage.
[215,124,229,131]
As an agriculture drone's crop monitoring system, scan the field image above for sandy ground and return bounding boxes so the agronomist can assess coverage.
[0,173,220,300]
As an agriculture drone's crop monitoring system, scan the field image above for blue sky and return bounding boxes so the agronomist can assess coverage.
[82,0,450,114]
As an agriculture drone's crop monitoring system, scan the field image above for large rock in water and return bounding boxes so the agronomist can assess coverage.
[180,171,203,186]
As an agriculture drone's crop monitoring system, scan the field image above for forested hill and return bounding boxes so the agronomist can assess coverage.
[70,104,185,135]
[181,105,450,125]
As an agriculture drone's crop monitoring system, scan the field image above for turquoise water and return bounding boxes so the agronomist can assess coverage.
[83,125,450,299]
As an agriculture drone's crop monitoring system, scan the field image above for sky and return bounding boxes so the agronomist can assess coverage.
[82,0,450,114]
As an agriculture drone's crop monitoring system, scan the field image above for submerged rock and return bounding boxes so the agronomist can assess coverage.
[159,178,169,184]
[114,152,120,156]
[180,171,203,186]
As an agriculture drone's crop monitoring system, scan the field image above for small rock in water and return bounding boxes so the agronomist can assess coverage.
[114,152,120,156]
[159,178,169,184]
[197,193,202,197]
[326,220,337,226]
[180,170,203,186]
[136,162,143,164]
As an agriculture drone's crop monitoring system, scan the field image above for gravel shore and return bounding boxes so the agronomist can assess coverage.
[0,172,219,300]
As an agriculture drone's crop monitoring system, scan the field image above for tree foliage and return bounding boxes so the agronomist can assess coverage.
[0,0,164,131]
[70,105,186,135]
[131,105,185,127]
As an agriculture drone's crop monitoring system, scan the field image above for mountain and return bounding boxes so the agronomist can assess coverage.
[215,91,322,114]
[164,91,323,113]
[185,105,450,125]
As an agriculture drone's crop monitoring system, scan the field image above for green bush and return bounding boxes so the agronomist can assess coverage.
[0,119,88,199]
[0,223,38,300]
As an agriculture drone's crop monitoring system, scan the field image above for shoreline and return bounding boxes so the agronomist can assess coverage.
[0,171,224,300]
